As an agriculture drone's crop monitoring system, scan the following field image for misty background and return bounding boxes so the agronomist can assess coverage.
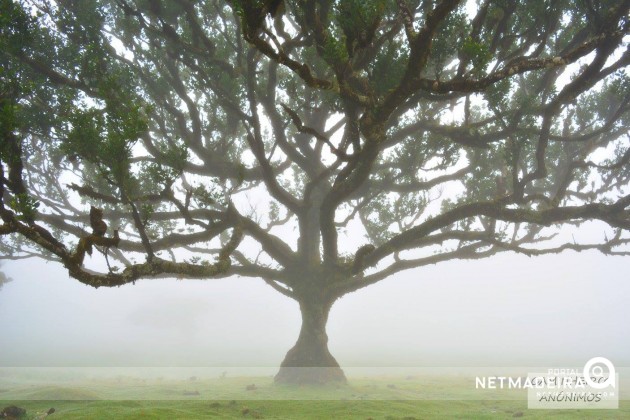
[1,228,628,371]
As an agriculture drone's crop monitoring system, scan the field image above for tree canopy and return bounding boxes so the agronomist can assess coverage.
[1,0,629,383]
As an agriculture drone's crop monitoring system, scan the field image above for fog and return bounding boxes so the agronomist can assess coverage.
[1,247,628,371]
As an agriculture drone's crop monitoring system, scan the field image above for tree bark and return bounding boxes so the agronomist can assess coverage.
[275,298,346,384]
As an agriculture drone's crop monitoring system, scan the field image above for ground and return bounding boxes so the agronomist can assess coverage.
[0,375,627,419]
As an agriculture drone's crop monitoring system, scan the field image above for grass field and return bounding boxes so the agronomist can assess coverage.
[1,374,627,419]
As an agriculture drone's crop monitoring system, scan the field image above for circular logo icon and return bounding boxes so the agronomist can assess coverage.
[583,357,616,389]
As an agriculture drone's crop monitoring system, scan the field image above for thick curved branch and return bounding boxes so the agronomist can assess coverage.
[0,208,243,288]
[365,197,630,269]
[338,231,630,296]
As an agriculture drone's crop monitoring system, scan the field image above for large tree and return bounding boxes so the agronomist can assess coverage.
[1,0,629,383]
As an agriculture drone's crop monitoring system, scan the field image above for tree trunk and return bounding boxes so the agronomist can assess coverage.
[275,299,346,384]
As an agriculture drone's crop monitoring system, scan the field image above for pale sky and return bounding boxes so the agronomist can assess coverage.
[1,240,628,371]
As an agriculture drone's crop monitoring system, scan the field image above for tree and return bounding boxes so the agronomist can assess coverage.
[1,0,629,384]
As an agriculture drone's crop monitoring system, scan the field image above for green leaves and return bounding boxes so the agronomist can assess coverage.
[460,36,491,72]
[321,35,349,65]
[192,183,225,207]
[335,0,386,35]
[59,44,149,185]
[0,0,34,56]
[9,192,39,222]
[370,43,407,96]
[335,0,385,57]
[63,95,148,184]
[64,109,104,158]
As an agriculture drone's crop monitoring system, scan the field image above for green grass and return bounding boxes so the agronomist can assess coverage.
[1,375,627,419]
[2,399,628,419]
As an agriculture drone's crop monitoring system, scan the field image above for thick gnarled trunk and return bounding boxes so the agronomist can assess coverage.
[275,299,346,384]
